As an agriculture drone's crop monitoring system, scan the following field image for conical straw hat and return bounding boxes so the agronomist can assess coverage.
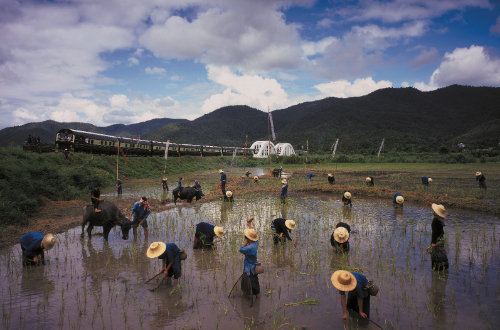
[328,173,333,177]
[344,192,351,199]
[226,190,233,198]
[431,203,446,218]
[428,178,433,183]
[331,270,357,292]
[219,169,224,173]
[476,172,481,176]
[254,176,259,180]
[285,220,296,230]
[42,234,56,250]
[365,177,371,182]
[334,227,349,243]
[396,195,404,204]
[244,228,259,241]
[281,179,287,184]
[147,242,166,259]
[214,226,224,238]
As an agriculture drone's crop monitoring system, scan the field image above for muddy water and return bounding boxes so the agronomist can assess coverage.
[1,190,500,329]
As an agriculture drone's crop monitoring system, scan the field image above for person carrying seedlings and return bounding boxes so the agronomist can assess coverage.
[147,242,182,286]
[91,183,102,213]
[192,180,201,190]
[253,175,259,183]
[328,173,335,184]
[476,172,486,190]
[116,179,122,194]
[245,171,251,177]
[365,177,374,187]
[130,197,151,239]
[224,190,234,202]
[177,177,184,196]
[342,192,352,206]
[429,203,449,271]
[239,217,260,299]
[331,270,370,321]
[20,232,56,266]
[393,193,404,207]
[219,169,227,196]
[161,177,168,192]
[422,176,432,186]
[270,218,297,247]
[307,173,314,181]
[330,222,351,253]
[193,222,224,249]
[280,179,288,199]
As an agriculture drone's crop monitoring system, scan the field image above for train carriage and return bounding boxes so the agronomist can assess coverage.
[55,129,118,154]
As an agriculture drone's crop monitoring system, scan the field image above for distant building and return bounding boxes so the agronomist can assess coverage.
[249,141,296,158]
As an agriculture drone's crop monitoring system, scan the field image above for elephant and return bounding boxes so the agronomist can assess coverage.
[173,187,204,205]
[81,201,132,241]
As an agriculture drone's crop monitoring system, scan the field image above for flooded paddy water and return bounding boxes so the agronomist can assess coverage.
[1,177,500,329]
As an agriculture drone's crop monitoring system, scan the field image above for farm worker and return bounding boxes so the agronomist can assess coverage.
[239,217,260,299]
[27,134,32,144]
[366,177,374,187]
[177,177,184,196]
[161,177,168,192]
[331,270,370,320]
[20,232,56,266]
[279,166,283,177]
[430,203,449,271]
[476,172,486,190]
[91,183,102,213]
[280,179,288,198]
[328,173,335,184]
[307,173,314,181]
[270,218,296,247]
[219,169,227,196]
[330,222,351,253]
[422,177,432,186]
[63,148,69,160]
[245,170,251,177]
[192,180,201,190]
[130,197,151,239]
[147,242,182,286]
[393,193,404,207]
[193,222,224,249]
[342,192,352,206]
[254,175,259,183]
[224,190,234,202]
[116,179,122,194]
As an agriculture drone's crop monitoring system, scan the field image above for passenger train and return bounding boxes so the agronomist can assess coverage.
[55,128,254,156]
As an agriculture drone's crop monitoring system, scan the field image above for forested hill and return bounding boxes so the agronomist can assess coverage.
[144,85,500,152]
[0,118,186,148]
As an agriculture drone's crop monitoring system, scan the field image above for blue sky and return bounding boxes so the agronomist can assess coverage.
[1,0,499,129]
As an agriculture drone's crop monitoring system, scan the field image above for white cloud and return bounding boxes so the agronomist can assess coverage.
[314,77,392,98]
[317,18,334,29]
[413,81,438,91]
[128,57,139,65]
[201,65,291,113]
[170,75,182,81]
[401,81,410,87]
[302,37,338,57]
[409,47,440,68]
[491,16,500,36]
[145,66,166,75]
[430,45,500,87]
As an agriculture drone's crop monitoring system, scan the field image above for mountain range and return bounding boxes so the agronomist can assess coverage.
[1,85,499,152]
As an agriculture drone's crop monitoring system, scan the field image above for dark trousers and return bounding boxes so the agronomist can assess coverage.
[347,292,370,318]
[91,198,100,209]
[117,187,122,194]
[21,246,44,266]
[479,181,487,190]
[221,182,226,195]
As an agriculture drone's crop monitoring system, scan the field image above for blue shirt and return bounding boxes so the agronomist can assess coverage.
[220,173,226,183]
[20,232,45,259]
[307,174,314,180]
[116,181,122,187]
[239,240,259,275]
[158,243,180,263]
[131,202,150,220]
[196,222,215,245]
[393,193,403,203]
[422,177,429,185]
[178,180,183,188]
[192,184,201,189]
[281,184,288,197]
[339,272,368,298]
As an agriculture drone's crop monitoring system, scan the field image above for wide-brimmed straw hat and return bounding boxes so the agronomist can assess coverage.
[281,179,287,184]
[219,169,224,173]
[285,220,296,230]
[226,190,233,198]
[254,176,259,180]
[64,149,68,151]
[365,177,371,182]
[328,173,333,177]
[344,192,351,199]
[244,228,259,241]
[431,203,446,218]
[214,226,224,238]
[476,172,481,176]
[146,242,166,259]
[163,177,167,180]
[396,195,404,204]
[331,270,357,292]
[428,178,433,183]
[334,227,349,243]
[42,234,56,250]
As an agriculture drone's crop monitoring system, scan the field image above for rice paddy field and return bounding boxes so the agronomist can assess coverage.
[1,164,499,330]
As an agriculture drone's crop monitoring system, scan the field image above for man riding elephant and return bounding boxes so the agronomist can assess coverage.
[81,201,132,241]
[173,186,203,204]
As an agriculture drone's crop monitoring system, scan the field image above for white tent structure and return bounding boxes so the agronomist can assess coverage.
[249,141,295,158]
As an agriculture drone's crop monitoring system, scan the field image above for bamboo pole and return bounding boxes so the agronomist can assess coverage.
[268,107,272,166]
[116,140,119,181]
